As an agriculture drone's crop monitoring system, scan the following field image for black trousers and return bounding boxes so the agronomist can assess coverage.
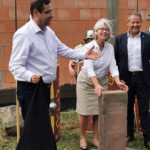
[127,74,150,142]
[16,80,57,150]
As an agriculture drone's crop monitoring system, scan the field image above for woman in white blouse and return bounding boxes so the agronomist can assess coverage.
[76,18,128,149]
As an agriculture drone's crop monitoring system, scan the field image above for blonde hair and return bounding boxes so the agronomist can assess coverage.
[93,18,113,39]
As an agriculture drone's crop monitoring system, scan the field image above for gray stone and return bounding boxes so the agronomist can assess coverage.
[0,105,24,135]
[98,90,128,150]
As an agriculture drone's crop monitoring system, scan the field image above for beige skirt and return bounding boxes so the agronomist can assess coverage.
[76,71,108,115]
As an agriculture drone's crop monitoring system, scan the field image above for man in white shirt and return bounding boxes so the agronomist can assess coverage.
[9,0,100,120]
[9,0,100,149]
[114,12,150,149]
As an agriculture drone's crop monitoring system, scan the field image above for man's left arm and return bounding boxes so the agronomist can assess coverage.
[55,35,100,60]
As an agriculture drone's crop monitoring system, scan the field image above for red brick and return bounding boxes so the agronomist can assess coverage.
[0,0,4,7]
[0,21,4,32]
[17,0,31,7]
[119,0,128,8]
[56,8,80,20]
[101,8,107,18]
[119,0,137,9]
[1,45,12,58]
[2,70,14,82]
[128,0,137,9]
[118,21,128,34]
[64,0,75,8]
[138,0,150,9]
[119,9,134,21]
[75,0,88,8]
[51,0,64,8]
[96,0,107,8]
[0,8,9,20]
[9,7,30,21]
[0,20,15,32]
[80,8,102,20]
[0,58,9,70]
[0,33,13,45]
[3,0,14,7]
[17,20,28,29]
[52,20,95,36]
[1,81,16,89]
[138,9,150,21]
[4,0,31,7]
[57,8,70,20]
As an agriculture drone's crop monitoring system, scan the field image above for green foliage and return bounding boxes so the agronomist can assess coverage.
[0,110,147,150]
[127,133,147,150]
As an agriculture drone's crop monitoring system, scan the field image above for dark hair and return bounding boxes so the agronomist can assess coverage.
[30,0,51,16]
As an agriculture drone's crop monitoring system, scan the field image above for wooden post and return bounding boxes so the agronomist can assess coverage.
[16,98,20,143]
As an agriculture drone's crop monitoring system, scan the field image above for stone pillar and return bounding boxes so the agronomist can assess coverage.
[98,90,127,150]
[107,0,119,45]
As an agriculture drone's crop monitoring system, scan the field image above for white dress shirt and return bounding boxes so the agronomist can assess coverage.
[9,19,85,83]
[127,32,143,72]
[82,40,119,79]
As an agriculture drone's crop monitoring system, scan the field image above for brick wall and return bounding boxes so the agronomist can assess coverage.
[0,0,149,96]
[51,0,107,85]
[119,0,150,33]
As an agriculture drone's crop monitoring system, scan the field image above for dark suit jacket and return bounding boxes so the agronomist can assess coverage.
[144,29,150,34]
[114,32,150,87]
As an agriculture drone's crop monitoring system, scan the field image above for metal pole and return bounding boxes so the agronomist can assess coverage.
[136,0,139,12]
[15,0,18,30]
[15,0,20,143]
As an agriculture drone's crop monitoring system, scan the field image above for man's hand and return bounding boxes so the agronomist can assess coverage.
[116,80,128,92]
[85,46,101,60]
[31,73,42,84]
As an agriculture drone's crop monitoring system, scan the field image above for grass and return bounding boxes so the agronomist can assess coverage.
[126,133,147,150]
[0,110,147,150]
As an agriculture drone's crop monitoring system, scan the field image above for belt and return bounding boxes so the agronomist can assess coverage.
[128,71,143,76]
[17,81,51,88]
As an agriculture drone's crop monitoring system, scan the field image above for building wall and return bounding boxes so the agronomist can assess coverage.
[51,0,107,85]
[0,0,149,102]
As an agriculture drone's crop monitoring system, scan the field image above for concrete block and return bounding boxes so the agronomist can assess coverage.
[98,90,128,150]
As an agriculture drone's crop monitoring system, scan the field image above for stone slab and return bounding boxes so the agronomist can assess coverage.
[98,90,128,150]
[0,105,24,135]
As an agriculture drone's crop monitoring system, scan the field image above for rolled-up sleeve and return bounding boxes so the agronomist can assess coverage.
[55,34,85,60]
[109,48,119,78]
[9,33,34,82]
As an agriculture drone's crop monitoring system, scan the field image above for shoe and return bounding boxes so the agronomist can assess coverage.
[80,146,88,150]
[144,142,150,150]
[126,136,134,144]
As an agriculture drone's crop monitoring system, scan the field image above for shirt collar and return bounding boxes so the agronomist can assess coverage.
[127,30,141,38]
[93,39,106,51]
[30,19,47,34]
[93,40,99,49]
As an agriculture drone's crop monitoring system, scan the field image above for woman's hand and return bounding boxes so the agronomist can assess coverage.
[116,80,128,92]
[95,84,104,97]
[114,76,128,92]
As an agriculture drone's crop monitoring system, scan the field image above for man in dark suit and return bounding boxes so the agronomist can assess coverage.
[114,12,150,149]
